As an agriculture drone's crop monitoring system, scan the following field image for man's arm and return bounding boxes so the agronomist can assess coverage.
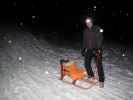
[98,32,103,49]
[81,29,87,56]
[95,26,103,49]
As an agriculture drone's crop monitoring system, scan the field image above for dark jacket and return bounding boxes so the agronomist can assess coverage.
[83,25,103,49]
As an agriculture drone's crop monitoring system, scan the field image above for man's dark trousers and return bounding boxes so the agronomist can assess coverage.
[85,49,105,82]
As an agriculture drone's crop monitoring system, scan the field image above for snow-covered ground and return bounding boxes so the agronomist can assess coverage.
[0,31,133,100]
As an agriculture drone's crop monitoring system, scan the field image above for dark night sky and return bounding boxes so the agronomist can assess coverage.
[0,0,132,45]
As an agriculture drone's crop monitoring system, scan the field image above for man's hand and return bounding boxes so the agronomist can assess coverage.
[96,49,102,58]
[81,48,87,56]
[97,49,101,53]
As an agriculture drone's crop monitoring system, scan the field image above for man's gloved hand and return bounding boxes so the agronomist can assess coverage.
[95,49,102,57]
[97,49,101,53]
[81,48,87,56]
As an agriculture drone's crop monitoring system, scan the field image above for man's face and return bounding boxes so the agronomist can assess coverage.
[85,19,93,29]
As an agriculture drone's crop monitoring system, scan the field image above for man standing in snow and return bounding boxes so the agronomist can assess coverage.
[81,17,105,88]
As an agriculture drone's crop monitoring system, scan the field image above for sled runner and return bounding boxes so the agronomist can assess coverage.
[59,59,98,89]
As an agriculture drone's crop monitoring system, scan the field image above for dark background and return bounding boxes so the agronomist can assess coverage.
[0,0,132,46]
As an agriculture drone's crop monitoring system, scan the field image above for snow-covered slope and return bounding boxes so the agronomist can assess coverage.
[0,32,133,100]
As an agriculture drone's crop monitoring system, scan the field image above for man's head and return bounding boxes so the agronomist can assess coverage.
[85,17,93,29]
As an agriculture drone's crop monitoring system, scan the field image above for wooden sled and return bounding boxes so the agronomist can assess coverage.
[59,59,98,89]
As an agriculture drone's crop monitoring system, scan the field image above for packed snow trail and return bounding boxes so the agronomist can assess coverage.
[0,32,133,100]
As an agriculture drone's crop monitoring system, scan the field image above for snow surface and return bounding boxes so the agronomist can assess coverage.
[0,32,133,100]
